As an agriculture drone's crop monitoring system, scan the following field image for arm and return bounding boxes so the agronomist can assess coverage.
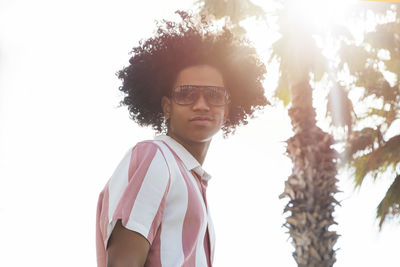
[106,220,150,267]
[100,142,170,267]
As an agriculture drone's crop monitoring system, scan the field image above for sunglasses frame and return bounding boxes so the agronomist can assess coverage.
[170,85,230,107]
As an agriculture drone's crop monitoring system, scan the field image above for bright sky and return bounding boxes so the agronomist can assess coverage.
[0,0,399,266]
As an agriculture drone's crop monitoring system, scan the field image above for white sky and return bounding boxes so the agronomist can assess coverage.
[0,0,399,266]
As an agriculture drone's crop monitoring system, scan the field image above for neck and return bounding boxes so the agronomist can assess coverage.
[167,134,211,165]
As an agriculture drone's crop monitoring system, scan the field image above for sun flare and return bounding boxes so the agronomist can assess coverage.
[285,0,358,30]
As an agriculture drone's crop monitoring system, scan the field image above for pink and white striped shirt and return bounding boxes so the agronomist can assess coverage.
[96,135,215,267]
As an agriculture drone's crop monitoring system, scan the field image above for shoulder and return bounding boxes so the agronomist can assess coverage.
[131,139,173,162]
[109,140,170,181]
[129,140,171,175]
[108,140,171,192]
[133,139,163,151]
[130,140,167,161]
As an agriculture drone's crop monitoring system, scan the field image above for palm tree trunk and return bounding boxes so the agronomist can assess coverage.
[280,81,340,267]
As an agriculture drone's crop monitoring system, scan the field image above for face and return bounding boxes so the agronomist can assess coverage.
[161,65,229,146]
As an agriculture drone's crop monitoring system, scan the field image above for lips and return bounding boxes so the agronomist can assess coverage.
[189,116,214,126]
[189,116,214,121]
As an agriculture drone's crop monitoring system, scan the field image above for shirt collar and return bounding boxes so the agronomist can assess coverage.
[154,134,212,181]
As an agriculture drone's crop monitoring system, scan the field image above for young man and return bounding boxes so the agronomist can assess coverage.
[96,11,268,267]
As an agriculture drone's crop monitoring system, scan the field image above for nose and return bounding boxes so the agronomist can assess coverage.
[192,92,210,111]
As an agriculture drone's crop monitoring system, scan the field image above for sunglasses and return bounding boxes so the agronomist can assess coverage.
[170,85,230,106]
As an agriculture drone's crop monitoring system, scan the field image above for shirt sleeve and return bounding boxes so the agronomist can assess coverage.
[97,141,171,249]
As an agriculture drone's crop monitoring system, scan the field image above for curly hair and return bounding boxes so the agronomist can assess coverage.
[117,10,268,136]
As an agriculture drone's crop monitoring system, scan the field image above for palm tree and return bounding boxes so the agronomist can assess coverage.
[196,1,340,266]
[196,0,400,265]
[270,3,340,266]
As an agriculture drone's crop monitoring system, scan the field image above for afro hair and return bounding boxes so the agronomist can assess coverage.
[117,10,268,136]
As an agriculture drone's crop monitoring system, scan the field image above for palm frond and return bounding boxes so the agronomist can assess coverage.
[197,0,266,25]
[344,127,377,159]
[350,135,400,186]
[377,174,400,228]
[338,43,370,75]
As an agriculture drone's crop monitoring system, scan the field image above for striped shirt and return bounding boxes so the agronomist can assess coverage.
[96,135,215,267]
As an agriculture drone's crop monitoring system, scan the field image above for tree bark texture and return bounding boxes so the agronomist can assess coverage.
[280,81,340,267]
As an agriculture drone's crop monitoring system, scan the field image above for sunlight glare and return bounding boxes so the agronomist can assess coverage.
[287,0,358,30]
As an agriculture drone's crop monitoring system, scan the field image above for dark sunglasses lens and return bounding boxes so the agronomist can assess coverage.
[172,86,228,105]
[174,88,198,104]
[204,87,226,106]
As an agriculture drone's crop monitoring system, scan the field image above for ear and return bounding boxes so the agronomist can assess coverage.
[161,96,172,120]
